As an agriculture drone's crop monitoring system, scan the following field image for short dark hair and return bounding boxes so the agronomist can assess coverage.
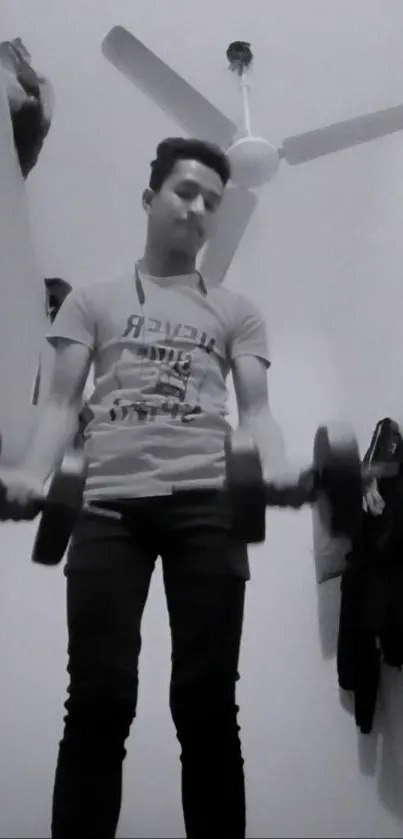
[149,137,231,192]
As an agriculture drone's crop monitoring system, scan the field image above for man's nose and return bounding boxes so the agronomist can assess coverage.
[189,195,205,215]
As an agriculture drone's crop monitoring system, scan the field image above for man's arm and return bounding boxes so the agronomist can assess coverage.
[232,354,287,478]
[24,340,92,482]
[24,282,96,481]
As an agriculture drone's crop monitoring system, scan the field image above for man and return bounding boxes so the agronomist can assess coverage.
[4,138,288,838]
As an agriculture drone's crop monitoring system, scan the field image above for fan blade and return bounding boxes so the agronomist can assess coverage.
[280,104,403,165]
[102,26,237,148]
[199,186,258,285]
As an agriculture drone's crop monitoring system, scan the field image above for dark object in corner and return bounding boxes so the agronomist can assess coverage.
[45,278,72,323]
[1,38,53,178]
[337,418,403,733]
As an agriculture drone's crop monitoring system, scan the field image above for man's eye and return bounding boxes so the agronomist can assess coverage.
[176,188,218,212]
[177,188,193,199]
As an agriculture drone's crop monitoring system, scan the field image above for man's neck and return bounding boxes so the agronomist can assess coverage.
[140,246,196,278]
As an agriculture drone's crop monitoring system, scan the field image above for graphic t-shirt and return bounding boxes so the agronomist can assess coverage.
[47,270,270,501]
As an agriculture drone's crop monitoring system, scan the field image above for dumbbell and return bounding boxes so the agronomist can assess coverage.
[0,450,121,566]
[173,422,399,547]
[2,421,399,567]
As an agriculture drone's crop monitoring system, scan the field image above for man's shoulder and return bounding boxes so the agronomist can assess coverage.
[76,274,130,306]
[207,284,262,321]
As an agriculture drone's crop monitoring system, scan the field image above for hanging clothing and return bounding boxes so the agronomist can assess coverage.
[337,418,403,733]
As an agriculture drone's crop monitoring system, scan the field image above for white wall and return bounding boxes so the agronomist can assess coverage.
[2,0,403,836]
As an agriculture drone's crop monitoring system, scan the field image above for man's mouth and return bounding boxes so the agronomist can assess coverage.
[179,220,202,237]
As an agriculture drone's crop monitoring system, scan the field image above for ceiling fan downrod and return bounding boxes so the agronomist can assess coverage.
[226,40,280,188]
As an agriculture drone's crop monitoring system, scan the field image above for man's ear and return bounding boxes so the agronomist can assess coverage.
[142,188,154,213]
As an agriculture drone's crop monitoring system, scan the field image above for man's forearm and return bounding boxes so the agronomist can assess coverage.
[236,408,288,478]
[23,400,80,483]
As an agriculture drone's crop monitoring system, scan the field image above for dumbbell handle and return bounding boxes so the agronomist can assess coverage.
[0,488,124,524]
[251,459,401,512]
[171,458,401,515]
[362,461,400,482]
[83,502,123,521]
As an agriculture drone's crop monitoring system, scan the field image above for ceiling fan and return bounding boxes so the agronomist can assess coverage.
[102,25,403,284]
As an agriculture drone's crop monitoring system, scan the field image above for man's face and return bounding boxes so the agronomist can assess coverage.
[146,158,225,258]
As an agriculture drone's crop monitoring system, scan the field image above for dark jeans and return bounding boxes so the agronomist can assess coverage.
[51,492,249,839]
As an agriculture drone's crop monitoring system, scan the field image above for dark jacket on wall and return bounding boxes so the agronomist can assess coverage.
[337,418,403,733]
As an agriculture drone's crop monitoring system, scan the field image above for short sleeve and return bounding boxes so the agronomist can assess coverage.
[229,294,270,368]
[47,286,96,350]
